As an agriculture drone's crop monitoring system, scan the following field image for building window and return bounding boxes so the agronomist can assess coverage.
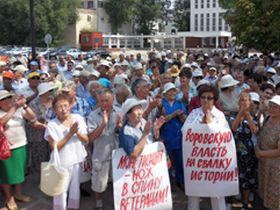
[200,14,204,31]
[213,0,216,8]
[219,13,223,31]
[98,0,103,8]
[195,14,198,31]
[195,0,198,9]
[207,0,210,8]
[87,15,92,22]
[225,24,229,31]
[206,13,210,31]
[201,0,204,9]
[212,13,216,31]
[88,1,94,8]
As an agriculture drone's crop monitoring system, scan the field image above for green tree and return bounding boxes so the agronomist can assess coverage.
[0,0,79,46]
[133,0,162,35]
[173,0,190,31]
[219,0,280,52]
[104,0,135,34]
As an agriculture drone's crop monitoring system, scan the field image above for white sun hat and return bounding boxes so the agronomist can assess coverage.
[219,75,239,88]
[0,90,13,100]
[197,79,210,89]
[121,98,146,117]
[269,95,280,106]
[267,67,276,74]
[192,69,203,77]
[162,82,176,94]
[90,69,100,78]
[97,60,111,68]
[249,92,260,103]
[72,70,81,77]
[38,82,57,96]
[14,65,28,73]
[133,62,143,70]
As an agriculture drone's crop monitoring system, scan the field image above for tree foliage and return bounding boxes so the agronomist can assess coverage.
[173,0,190,31]
[0,0,79,46]
[219,0,280,52]
[104,0,135,34]
[133,0,165,35]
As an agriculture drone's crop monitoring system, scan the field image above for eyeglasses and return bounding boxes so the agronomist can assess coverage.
[40,77,48,81]
[200,96,214,101]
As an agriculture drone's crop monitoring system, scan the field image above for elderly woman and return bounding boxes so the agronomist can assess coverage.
[184,84,229,210]
[230,92,258,209]
[119,98,165,158]
[219,75,240,118]
[27,82,57,174]
[0,91,36,210]
[44,93,89,210]
[86,80,102,109]
[256,95,280,210]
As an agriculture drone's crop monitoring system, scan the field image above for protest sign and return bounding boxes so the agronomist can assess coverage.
[112,142,172,210]
[182,123,239,197]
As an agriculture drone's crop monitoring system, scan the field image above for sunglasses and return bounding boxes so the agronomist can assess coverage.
[200,96,214,101]
[40,77,48,81]
[30,76,40,80]
[0,95,12,101]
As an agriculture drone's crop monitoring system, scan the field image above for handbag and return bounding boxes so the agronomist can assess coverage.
[0,123,11,160]
[40,144,67,196]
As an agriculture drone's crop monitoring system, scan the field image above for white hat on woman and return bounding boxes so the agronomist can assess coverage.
[249,92,260,103]
[38,82,57,96]
[0,90,13,100]
[219,75,239,88]
[121,98,146,118]
[269,95,280,106]
[162,82,176,94]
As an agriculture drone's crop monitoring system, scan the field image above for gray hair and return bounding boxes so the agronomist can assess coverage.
[87,80,101,92]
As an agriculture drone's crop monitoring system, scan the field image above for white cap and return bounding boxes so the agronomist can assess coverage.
[97,60,111,68]
[75,64,84,70]
[38,82,57,96]
[162,82,176,94]
[249,92,260,103]
[269,95,280,106]
[114,74,128,85]
[181,63,192,69]
[219,75,239,88]
[133,62,143,70]
[209,67,217,71]
[90,69,100,78]
[192,69,203,77]
[197,79,210,89]
[79,70,91,78]
[14,65,28,73]
[120,60,129,66]
[267,67,276,74]
[121,98,146,117]
[72,70,81,77]
[161,52,166,57]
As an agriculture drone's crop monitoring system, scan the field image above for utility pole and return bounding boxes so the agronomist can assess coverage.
[29,0,36,60]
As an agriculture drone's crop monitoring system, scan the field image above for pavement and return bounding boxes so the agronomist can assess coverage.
[0,172,267,210]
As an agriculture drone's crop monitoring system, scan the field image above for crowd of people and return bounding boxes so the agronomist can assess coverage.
[0,48,280,210]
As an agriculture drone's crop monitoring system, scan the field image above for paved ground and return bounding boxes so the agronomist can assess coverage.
[0,173,267,210]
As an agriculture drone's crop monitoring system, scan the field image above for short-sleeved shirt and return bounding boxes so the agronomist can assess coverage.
[71,96,91,119]
[87,106,120,162]
[160,99,187,151]
[119,118,153,156]
[44,114,87,167]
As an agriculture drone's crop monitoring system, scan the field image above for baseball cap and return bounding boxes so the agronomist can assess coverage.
[28,72,40,79]
[2,71,14,79]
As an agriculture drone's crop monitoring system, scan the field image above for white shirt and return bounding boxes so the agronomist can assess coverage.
[44,114,87,167]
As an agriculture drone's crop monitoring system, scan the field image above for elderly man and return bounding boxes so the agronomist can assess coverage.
[87,89,121,210]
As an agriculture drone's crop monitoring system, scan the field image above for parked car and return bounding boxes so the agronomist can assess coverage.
[86,50,111,59]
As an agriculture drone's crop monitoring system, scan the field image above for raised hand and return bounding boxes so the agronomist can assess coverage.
[143,121,152,135]
[70,122,79,135]
[102,110,109,125]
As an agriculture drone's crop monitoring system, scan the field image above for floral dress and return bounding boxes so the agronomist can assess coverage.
[258,121,280,210]
[230,114,258,192]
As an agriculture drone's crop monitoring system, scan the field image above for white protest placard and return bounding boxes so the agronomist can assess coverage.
[182,123,239,197]
[112,142,172,210]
